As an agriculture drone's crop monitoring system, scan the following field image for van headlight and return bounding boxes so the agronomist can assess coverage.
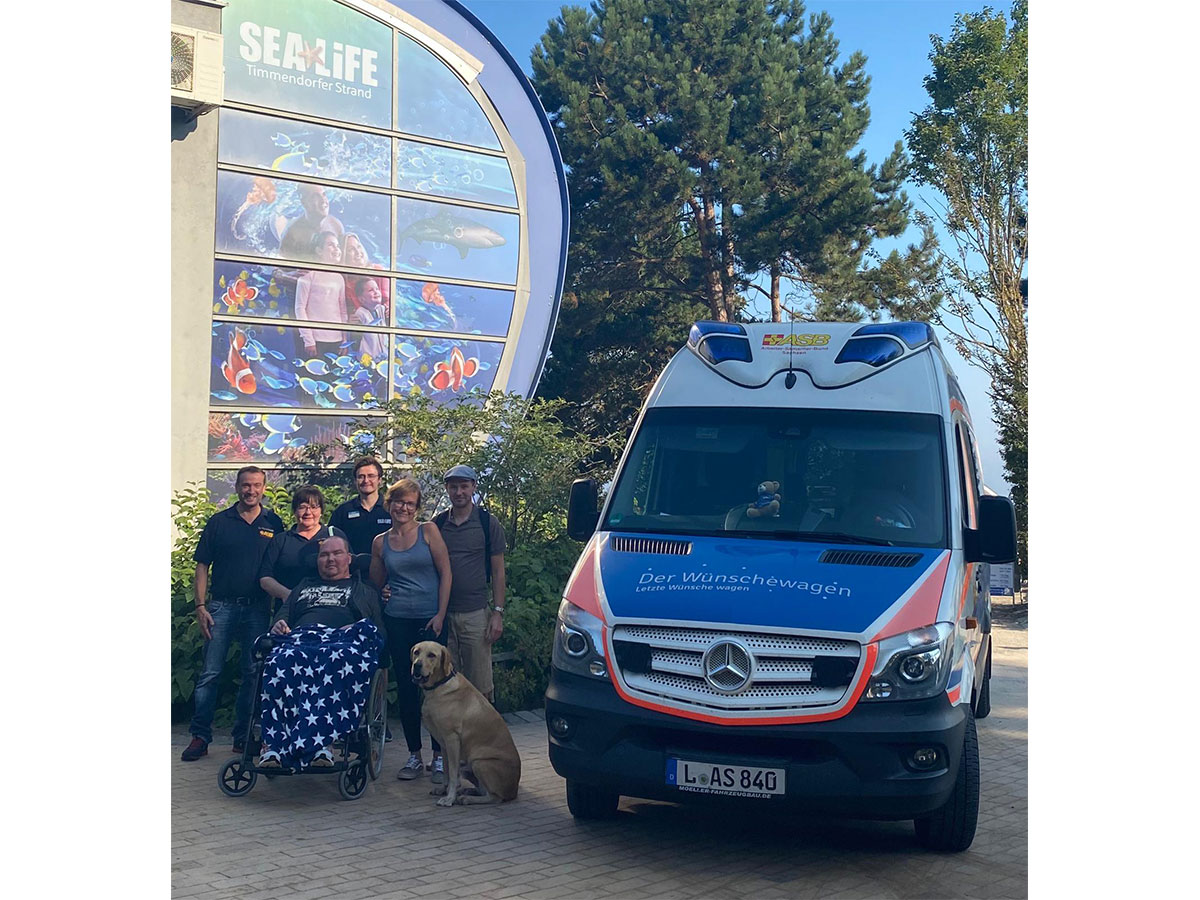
[552,599,609,680]
[862,622,955,701]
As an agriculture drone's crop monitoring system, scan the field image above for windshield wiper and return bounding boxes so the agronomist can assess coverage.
[758,530,895,546]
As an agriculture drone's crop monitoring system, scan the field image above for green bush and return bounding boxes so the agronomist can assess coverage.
[490,531,582,712]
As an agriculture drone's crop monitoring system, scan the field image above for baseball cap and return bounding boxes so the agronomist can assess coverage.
[443,464,479,482]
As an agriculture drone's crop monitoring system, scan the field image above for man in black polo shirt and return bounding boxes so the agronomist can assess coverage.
[183,466,285,762]
[329,456,392,556]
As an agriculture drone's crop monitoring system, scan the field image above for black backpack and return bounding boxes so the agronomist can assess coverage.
[433,507,493,583]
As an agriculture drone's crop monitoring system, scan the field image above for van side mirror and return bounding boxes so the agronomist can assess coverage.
[567,477,599,541]
[965,495,1017,564]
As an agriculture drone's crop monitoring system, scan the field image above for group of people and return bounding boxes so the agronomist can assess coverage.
[284,183,388,360]
[183,456,507,783]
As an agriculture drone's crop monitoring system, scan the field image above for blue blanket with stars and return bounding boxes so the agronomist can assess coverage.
[259,619,384,768]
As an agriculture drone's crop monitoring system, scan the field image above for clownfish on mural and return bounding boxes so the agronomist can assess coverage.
[222,328,258,395]
[428,346,479,393]
[222,277,259,312]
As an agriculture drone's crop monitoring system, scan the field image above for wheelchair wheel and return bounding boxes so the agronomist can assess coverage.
[218,758,257,797]
[366,671,388,781]
[339,759,368,800]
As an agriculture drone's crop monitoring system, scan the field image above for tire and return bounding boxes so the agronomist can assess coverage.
[974,645,992,720]
[218,758,257,797]
[366,671,387,780]
[339,759,369,800]
[565,779,619,820]
[914,709,980,852]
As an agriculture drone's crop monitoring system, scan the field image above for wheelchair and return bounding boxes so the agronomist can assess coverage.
[217,631,389,801]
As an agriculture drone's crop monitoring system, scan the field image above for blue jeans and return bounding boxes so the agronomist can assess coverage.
[189,599,271,744]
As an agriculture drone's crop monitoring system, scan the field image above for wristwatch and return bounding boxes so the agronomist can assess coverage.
[492,606,505,614]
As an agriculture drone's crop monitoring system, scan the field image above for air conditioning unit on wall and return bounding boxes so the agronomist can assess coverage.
[172,25,224,111]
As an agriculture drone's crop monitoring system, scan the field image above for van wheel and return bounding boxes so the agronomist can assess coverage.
[914,709,979,852]
[974,645,992,720]
[565,779,619,819]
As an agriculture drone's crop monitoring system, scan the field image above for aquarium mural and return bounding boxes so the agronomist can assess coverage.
[392,280,513,337]
[216,172,392,267]
[393,197,519,284]
[396,33,501,150]
[209,321,388,411]
[218,109,392,188]
[208,412,380,463]
[395,139,516,208]
[200,0,570,487]
[222,0,393,129]
[391,337,504,401]
[213,260,391,330]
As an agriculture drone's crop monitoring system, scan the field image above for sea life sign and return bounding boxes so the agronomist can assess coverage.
[223,0,393,128]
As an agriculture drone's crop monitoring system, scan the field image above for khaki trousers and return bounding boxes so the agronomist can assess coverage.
[447,607,493,702]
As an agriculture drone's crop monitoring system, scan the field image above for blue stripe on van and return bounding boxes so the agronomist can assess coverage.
[599,534,943,634]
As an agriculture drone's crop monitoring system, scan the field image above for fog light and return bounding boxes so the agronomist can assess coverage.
[910,747,941,770]
[564,629,588,657]
[866,680,894,699]
[589,661,607,677]
[548,716,572,739]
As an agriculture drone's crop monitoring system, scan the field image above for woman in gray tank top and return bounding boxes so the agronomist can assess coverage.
[370,478,452,781]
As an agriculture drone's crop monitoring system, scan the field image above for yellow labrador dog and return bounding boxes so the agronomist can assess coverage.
[411,641,521,807]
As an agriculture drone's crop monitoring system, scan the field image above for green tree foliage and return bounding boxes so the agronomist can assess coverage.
[532,0,939,443]
[365,390,620,550]
[906,1,1027,576]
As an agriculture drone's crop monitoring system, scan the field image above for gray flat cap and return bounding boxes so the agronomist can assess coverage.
[443,464,479,482]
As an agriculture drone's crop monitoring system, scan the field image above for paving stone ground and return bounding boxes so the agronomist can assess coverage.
[172,613,1027,899]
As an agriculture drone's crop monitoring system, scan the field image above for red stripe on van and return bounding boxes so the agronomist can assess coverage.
[604,643,879,726]
[562,540,602,618]
[869,554,951,643]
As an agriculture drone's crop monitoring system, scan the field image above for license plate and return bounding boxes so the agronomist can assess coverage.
[666,757,785,798]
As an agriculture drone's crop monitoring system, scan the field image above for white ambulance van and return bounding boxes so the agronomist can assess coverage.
[546,321,1017,851]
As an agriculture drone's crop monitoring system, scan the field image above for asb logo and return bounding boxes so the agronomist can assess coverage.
[762,333,831,347]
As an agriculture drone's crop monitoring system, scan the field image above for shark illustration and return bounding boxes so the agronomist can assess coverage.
[397,211,506,259]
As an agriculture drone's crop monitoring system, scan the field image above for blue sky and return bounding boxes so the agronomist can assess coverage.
[461,0,1011,492]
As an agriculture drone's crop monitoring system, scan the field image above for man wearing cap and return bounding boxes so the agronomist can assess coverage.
[183,466,285,762]
[434,464,507,703]
[329,456,393,557]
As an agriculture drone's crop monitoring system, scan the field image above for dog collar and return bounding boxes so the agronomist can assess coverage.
[422,667,457,691]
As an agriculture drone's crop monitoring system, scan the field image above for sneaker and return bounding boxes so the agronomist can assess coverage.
[385,727,394,743]
[397,752,424,780]
[181,737,208,762]
[258,751,282,768]
[310,747,335,768]
[430,755,445,784]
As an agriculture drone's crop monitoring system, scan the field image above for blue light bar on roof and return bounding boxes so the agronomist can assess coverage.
[835,336,904,367]
[688,321,751,366]
[852,322,935,349]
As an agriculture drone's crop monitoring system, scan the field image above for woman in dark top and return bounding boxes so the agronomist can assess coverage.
[259,485,348,611]
[370,478,452,782]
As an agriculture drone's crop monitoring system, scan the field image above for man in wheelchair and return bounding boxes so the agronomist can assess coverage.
[257,535,389,769]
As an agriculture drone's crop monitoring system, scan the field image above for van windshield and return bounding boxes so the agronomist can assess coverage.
[603,406,948,548]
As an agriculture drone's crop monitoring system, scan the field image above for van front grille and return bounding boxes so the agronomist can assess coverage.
[610,536,692,556]
[611,624,860,713]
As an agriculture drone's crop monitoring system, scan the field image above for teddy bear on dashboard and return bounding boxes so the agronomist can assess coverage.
[746,481,781,518]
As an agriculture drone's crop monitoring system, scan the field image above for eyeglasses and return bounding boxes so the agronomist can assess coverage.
[391,500,418,509]
[296,504,322,512]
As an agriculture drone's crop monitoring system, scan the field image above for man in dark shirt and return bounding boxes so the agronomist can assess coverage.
[183,466,285,762]
[329,456,392,556]
[259,536,387,767]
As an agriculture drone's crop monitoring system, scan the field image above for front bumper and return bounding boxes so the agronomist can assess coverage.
[546,670,967,820]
